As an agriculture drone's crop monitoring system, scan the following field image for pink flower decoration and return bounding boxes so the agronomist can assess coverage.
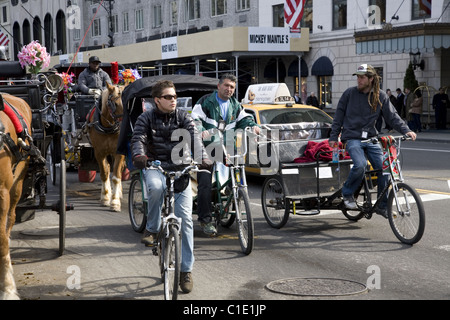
[18,41,51,74]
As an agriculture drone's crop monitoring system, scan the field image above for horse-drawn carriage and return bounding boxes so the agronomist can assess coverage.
[0,60,71,246]
[0,60,73,299]
[52,62,123,182]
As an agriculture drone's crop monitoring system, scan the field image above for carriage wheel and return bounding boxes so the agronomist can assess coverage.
[59,134,67,256]
[46,139,57,186]
[261,176,290,229]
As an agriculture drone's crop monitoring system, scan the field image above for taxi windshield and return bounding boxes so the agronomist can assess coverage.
[259,109,332,125]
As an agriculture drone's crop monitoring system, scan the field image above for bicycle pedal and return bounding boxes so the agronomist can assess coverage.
[364,212,373,220]
[151,248,158,256]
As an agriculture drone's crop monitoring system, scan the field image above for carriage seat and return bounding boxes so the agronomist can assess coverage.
[0,61,26,78]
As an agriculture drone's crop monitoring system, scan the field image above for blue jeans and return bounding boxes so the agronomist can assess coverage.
[343,139,387,210]
[143,168,194,273]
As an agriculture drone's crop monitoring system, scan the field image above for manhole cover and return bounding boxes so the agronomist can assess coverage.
[266,277,367,297]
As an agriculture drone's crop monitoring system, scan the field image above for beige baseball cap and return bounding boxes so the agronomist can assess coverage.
[353,64,376,76]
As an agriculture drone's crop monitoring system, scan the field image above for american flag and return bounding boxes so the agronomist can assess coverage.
[0,28,9,46]
[419,0,432,15]
[284,0,307,29]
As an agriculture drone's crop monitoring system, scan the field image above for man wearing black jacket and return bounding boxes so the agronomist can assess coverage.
[131,80,210,293]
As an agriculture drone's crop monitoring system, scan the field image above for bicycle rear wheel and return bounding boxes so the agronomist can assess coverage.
[388,182,425,245]
[128,174,147,233]
[236,188,254,255]
[163,224,181,300]
[261,177,290,228]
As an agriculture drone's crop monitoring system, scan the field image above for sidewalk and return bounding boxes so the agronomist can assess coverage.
[385,128,450,143]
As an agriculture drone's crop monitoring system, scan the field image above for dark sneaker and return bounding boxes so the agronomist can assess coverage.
[180,272,193,293]
[141,230,157,247]
[375,207,388,219]
[343,196,357,210]
[201,222,217,236]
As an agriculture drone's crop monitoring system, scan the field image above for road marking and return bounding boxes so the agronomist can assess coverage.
[435,245,450,252]
[403,147,450,153]
[251,192,450,216]
[418,193,450,202]
[416,189,450,196]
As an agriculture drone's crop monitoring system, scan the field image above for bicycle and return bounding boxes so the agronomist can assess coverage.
[261,135,425,245]
[193,124,254,255]
[340,135,425,244]
[129,160,203,300]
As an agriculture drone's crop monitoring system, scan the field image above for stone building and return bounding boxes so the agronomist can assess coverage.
[2,0,450,121]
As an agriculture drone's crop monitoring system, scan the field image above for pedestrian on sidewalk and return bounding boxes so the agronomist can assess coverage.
[432,87,449,130]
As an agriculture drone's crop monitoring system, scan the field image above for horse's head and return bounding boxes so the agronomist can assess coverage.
[102,82,124,123]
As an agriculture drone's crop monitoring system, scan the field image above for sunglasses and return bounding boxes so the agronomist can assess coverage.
[160,95,178,100]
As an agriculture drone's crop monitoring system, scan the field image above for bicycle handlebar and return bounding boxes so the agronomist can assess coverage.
[361,135,412,144]
[148,160,210,178]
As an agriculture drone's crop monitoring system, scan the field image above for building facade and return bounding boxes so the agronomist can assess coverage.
[2,0,450,123]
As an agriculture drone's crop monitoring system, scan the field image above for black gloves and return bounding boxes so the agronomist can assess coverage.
[133,155,148,169]
[198,158,213,171]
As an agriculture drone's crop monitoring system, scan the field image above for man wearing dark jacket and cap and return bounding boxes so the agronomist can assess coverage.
[329,64,416,218]
[78,56,112,98]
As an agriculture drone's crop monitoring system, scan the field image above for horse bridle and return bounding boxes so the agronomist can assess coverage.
[103,88,123,127]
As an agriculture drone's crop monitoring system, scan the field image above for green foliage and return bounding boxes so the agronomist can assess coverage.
[403,62,419,91]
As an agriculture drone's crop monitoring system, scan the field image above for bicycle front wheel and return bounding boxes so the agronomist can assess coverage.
[388,182,425,245]
[163,225,181,300]
[128,174,147,233]
[235,188,254,255]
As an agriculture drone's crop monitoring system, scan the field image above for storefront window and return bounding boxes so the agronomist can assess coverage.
[319,76,332,108]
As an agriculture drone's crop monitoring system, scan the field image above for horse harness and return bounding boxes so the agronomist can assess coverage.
[0,93,45,167]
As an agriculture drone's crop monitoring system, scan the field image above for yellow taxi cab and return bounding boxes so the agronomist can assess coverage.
[240,83,333,175]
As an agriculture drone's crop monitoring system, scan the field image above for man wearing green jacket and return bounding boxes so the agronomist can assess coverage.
[191,73,260,235]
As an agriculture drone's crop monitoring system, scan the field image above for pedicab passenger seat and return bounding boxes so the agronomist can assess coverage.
[273,138,353,199]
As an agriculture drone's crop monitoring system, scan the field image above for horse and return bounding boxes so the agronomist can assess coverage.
[87,83,126,212]
[0,93,32,300]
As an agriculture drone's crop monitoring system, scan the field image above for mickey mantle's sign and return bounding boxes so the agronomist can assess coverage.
[248,27,292,51]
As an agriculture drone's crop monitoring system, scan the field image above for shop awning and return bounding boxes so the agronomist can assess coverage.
[354,23,450,54]
[311,56,334,76]
[288,58,309,77]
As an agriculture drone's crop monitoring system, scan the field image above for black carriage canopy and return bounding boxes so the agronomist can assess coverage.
[117,74,219,155]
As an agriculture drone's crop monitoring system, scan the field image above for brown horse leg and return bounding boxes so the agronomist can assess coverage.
[0,187,19,300]
[6,162,28,238]
[110,154,125,212]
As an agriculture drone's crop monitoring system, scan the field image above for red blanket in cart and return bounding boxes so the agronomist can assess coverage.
[293,140,350,163]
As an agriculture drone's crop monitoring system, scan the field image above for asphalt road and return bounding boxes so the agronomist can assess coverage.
[9,139,450,304]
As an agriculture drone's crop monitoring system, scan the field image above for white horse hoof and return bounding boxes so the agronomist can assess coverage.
[101,200,111,207]
[0,291,20,300]
[110,204,121,212]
